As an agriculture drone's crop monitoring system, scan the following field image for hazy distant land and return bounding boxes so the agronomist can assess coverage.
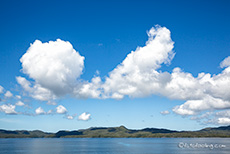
[1,125,230,138]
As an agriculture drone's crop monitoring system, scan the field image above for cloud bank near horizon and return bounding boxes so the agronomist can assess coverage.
[1,25,230,125]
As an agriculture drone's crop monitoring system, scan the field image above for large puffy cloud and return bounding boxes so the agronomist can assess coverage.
[18,39,85,100]
[78,26,230,117]
[173,96,230,115]
[161,68,204,100]
[172,64,230,116]
[101,25,174,99]
[96,26,230,120]
[208,67,230,102]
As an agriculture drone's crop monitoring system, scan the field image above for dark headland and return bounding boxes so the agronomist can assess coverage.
[1,125,230,138]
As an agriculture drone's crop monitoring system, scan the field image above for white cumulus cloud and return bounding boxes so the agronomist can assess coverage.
[78,112,91,121]
[35,107,46,115]
[18,39,85,100]
[217,117,230,125]
[15,101,25,106]
[0,104,17,114]
[171,62,230,116]
[4,91,13,98]
[173,96,230,116]
[101,25,174,99]
[56,105,67,114]
[92,26,230,122]
[13,25,230,124]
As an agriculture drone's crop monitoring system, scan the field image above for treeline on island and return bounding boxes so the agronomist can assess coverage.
[1,125,230,138]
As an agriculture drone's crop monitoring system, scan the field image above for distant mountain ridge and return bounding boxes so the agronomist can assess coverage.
[0,129,51,138]
[201,125,230,131]
[1,125,230,138]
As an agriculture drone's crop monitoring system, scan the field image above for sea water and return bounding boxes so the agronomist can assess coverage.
[0,138,230,154]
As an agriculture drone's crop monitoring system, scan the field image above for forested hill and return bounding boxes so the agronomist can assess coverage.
[1,125,230,138]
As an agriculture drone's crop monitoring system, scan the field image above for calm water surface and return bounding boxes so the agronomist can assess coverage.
[0,138,230,154]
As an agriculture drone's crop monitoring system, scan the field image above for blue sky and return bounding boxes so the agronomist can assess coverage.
[0,0,230,132]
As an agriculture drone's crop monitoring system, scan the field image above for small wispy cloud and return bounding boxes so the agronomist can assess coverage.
[220,56,230,68]
[0,85,4,94]
[46,101,57,105]
[0,118,21,123]
[160,110,170,115]
[15,95,21,99]
[66,114,77,120]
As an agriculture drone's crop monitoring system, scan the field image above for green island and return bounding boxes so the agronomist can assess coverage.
[1,125,230,138]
